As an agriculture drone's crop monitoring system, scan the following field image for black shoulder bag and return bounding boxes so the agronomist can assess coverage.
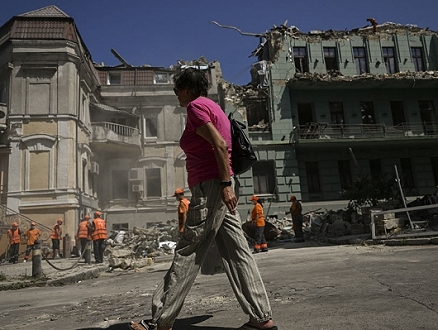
[228,113,257,175]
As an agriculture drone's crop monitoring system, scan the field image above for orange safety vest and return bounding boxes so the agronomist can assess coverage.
[251,203,266,227]
[7,228,21,245]
[91,218,107,241]
[77,220,91,239]
[50,223,62,240]
[25,228,41,245]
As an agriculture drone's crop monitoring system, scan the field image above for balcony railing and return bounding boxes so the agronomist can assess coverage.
[291,122,438,142]
[91,122,141,146]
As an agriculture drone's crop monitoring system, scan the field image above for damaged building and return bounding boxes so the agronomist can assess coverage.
[1,4,438,254]
[220,19,438,208]
[0,5,223,252]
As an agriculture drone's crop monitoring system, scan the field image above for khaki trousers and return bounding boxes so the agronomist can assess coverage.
[151,178,272,327]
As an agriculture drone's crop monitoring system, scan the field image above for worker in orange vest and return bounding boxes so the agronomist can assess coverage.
[50,218,63,259]
[91,211,107,263]
[7,222,21,264]
[173,188,190,235]
[76,214,91,258]
[249,195,268,253]
[23,222,41,262]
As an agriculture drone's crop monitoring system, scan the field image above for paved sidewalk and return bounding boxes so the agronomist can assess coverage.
[0,257,108,289]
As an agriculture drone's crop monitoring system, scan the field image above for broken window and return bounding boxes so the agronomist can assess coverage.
[400,158,414,190]
[382,47,397,74]
[108,72,121,85]
[297,103,315,126]
[353,47,368,74]
[329,102,344,125]
[390,101,405,126]
[411,47,425,72]
[323,47,338,71]
[293,47,309,73]
[252,161,276,195]
[112,170,129,199]
[369,159,382,180]
[360,102,375,124]
[145,168,162,198]
[338,160,352,190]
[306,161,321,193]
[246,98,270,132]
[145,117,158,138]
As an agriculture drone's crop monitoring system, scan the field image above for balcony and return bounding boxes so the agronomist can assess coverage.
[291,122,438,143]
[91,122,141,147]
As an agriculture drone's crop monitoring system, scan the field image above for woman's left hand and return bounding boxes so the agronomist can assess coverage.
[221,186,237,215]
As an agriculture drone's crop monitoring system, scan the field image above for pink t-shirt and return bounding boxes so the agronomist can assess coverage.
[180,97,233,188]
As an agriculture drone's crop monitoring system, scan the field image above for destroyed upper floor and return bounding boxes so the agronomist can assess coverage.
[252,20,438,83]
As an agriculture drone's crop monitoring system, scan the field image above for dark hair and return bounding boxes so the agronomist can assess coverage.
[257,200,263,208]
[173,67,209,97]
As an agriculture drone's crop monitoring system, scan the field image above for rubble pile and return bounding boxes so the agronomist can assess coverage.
[104,220,180,270]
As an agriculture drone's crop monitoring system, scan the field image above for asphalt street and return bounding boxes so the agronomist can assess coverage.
[0,241,437,330]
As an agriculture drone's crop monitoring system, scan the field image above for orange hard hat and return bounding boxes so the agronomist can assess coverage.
[173,188,184,196]
[11,221,18,227]
[249,195,259,201]
[289,195,297,201]
[31,221,36,226]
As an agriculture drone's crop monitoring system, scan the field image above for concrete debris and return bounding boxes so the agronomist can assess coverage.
[104,221,180,270]
[288,70,438,84]
[253,21,437,64]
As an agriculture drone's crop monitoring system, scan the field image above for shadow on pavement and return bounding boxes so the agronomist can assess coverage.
[75,315,235,330]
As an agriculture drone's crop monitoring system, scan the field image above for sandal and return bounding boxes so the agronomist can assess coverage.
[128,320,156,330]
[238,323,278,330]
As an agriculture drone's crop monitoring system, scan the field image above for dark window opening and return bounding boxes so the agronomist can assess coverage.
[353,47,368,74]
[400,158,414,190]
[369,159,382,180]
[293,47,309,73]
[411,47,425,72]
[382,47,397,74]
[112,170,129,199]
[390,101,405,126]
[146,168,162,197]
[360,102,375,124]
[246,99,270,132]
[323,47,338,71]
[108,72,121,85]
[306,161,321,193]
[419,100,436,135]
[252,161,276,195]
[431,157,438,187]
[338,160,352,190]
[329,102,344,125]
[297,103,314,126]
[145,117,158,137]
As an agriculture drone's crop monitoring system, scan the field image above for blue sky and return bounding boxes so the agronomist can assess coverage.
[1,0,438,85]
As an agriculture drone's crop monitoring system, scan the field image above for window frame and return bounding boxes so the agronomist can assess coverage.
[411,47,425,72]
[323,47,339,71]
[382,47,398,74]
[353,47,369,74]
[293,47,309,73]
[145,168,162,198]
